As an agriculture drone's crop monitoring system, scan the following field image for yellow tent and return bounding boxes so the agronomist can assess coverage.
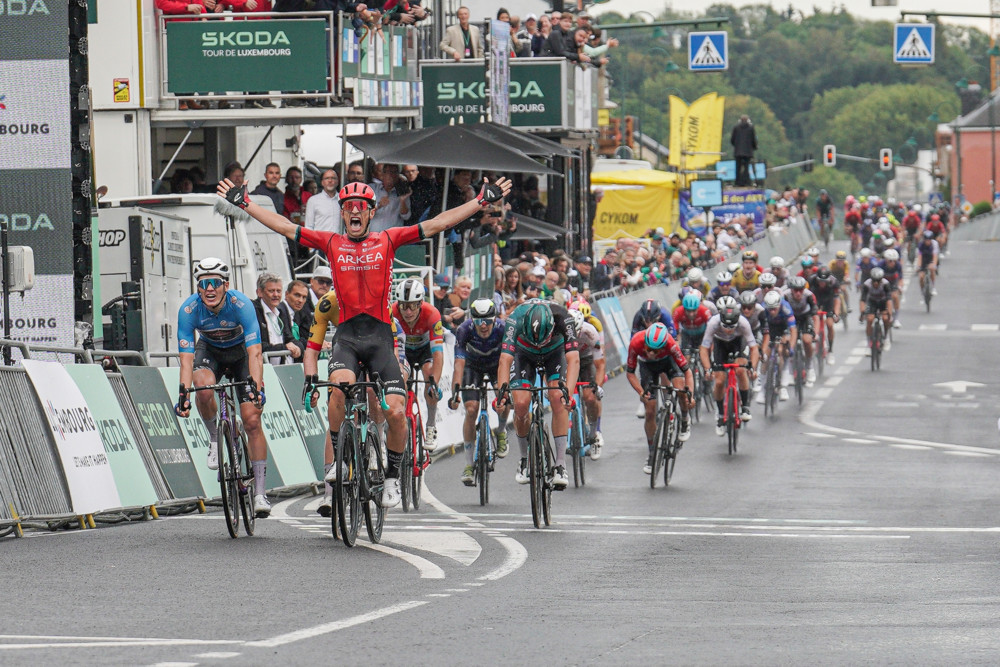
[591,169,679,239]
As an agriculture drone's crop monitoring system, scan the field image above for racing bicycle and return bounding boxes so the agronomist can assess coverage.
[716,362,745,456]
[567,381,596,488]
[401,367,432,512]
[646,383,689,488]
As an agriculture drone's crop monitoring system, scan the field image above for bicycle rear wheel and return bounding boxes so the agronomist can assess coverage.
[691,371,701,423]
[541,427,554,527]
[363,431,385,544]
[569,410,584,489]
[924,280,932,313]
[650,408,665,490]
[400,419,414,513]
[411,414,425,510]
[237,429,255,537]
[663,405,678,486]
[218,421,240,539]
[794,344,804,406]
[816,326,825,379]
[477,417,491,506]
[335,429,361,546]
[528,422,544,528]
[727,387,739,456]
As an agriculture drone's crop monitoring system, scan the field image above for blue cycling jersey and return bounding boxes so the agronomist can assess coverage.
[454,318,505,369]
[630,307,676,338]
[177,290,261,351]
[764,299,797,335]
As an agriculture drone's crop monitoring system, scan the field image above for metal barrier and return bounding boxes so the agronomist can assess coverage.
[951,210,1000,242]
[0,367,74,522]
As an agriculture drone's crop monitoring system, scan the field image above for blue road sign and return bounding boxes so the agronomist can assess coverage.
[928,192,943,204]
[894,24,934,64]
[688,32,728,71]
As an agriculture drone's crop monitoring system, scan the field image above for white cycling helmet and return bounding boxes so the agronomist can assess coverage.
[394,278,425,303]
[913,204,922,212]
[193,257,230,281]
[727,262,741,275]
[569,309,585,334]
[717,271,733,283]
[759,272,777,287]
[686,267,704,283]
[884,249,899,261]
[763,290,782,308]
[860,247,872,258]
[770,256,785,269]
[807,247,820,258]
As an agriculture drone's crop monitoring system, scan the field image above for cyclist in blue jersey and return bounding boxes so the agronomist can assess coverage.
[448,298,511,486]
[175,257,272,518]
[630,298,676,337]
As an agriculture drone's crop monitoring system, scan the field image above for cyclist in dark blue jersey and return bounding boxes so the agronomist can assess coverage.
[175,257,272,518]
[448,298,511,485]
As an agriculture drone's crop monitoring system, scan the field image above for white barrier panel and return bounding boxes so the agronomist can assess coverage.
[22,360,123,514]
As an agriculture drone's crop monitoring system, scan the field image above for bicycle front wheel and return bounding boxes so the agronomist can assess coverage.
[690,367,702,423]
[569,410,583,489]
[528,422,544,528]
[400,418,414,513]
[335,429,361,547]
[663,405,678,486]
[727,387,739,456]
[412,415,425,510]
[477,417,492,506]
[237,429,255,537]
[363,431,385,544]
[794,345,804,406]
[541,426,554,527]
[218,420,240,539]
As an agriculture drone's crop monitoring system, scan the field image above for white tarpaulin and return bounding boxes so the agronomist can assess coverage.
[23,360,122,514]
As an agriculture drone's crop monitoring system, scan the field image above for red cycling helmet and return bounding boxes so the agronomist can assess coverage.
[338,182,376,205]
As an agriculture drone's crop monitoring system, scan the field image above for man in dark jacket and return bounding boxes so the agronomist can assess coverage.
[591,249,620,292]
[251,162,285,213]
[730,115,758,187]
[542,13,586,63]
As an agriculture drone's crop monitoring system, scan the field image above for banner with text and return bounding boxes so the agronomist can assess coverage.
[679,188,766,236]
[593,187,678,240]
[66,365,158,508]
[119,365,204,500]
[273,364,328,480]
[23,360,122,514]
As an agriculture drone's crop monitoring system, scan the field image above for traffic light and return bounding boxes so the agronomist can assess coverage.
[610,116,621,144]
[879,148,893,171]
[624,116,635,148]
[803,153,813,173]
[823,144,836,167]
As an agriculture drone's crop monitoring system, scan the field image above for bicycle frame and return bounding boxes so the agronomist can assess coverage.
[509,373,564,528]
[646,383,688,488]
[718,363,742,455]
[401,368,432,512]
[567,381,595,488]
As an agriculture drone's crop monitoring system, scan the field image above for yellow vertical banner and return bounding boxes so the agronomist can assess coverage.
[694,95,726,169]
[593,187,678,240]
[667,95,688,168]
[681,93,718,171]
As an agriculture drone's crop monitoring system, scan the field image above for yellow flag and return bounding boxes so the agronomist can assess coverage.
[693,95,725,170]
[667,95,688,168]
[681,93,719,171]
[592,186,678,240]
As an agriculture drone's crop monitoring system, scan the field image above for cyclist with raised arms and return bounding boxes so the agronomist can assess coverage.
[626,322,693,474]
[569,309,606,459]
[495,300,580,490]
[175,258,272,518]
[390,278,444,451]
[448,298,510,486]
[700,296,759,435]
[218,174,511,508]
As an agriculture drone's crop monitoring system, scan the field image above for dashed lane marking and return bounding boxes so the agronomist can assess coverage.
[193,653,241,659]
[824,376,844,386]
[971,323,1000,331]
[918,324,947,331]
[245,601,431,649]
[890,444,932,451]
[943,451,993,458]
[812,388,833,399]
[834,364,853,375]
[842,438,877,444]
[804,432,837,438]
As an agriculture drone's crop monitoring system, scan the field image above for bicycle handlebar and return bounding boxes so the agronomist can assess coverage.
[302,375,388,413]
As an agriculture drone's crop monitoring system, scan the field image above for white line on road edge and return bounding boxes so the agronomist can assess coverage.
[358,542,445,578]
[245,600,430,649]
[193,652,241,659]
[0,640,241,651]
[478,536,529,581]
[824,376,844,386]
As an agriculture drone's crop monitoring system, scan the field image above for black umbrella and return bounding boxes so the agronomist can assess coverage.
[347,125,560,175]
[466,122,576,158]
[507,211,565,240]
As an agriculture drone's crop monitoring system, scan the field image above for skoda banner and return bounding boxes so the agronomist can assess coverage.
[273,364,329,480]
[119,366,204,500]
[0,6,76,351]
[166,19,328,94]
[421,58,570,128]
[66,365,158,509]
[23,360,122,514]
[261,365,321,486]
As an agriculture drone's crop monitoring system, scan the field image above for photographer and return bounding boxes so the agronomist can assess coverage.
[369,163,411,232]
[469,204,517,249]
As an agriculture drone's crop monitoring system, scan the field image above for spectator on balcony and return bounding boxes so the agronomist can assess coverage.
[156,0,222,17]
[520,13,536,40]
[346,160,366,184]
[541,13,586,64]
[403,164,440,223]
[283,166,311,226]
[572,28,601,67]
[509,17,531,57]
[223,161,245,188]
[305,169,341,233]
[440,6,483,61]
[223,0,273,14]
[369,163,411,232]
[583,28,618,62]
[273,0,305,9]
[252,162,285,213]
[531,15,549,56]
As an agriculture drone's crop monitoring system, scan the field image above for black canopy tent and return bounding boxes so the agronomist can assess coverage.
[507,212,565,241]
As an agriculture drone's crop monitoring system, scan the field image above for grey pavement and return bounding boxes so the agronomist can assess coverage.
[3,239,1000,665]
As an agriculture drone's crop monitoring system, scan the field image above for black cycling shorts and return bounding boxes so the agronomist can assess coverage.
[461,365,498,404]
[328,315,405,397]
[511,347,566,388]
[193,340,255,404]
[405,344,433,368]
[794,314,815,336]
[814,297,837,314]
[639,358,685,390]
[578,356,597,385]
[865,299,889,316]
[710,337,746,367]
[680,331,705,355]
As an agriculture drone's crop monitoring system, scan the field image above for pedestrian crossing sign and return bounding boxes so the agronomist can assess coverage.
[688,32,728,71]
[894,23,934,64]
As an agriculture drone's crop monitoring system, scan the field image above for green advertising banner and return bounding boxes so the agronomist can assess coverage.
[158,367,285,494]
[421,60,563,128]
[166,19,327,94]
[261,365,319,485]
[65,365,159,509]
[273,364,328,480]
[119,366,204,500]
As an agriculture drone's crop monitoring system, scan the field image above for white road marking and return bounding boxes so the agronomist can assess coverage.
[245,600,430,648]
[382,530,482,565]
[919,324,947,331]
[842,438,877,444]
[812,388,833,399]
[357,542,445,579]
[478,536,529,581]
[890,444,932,451]
[824,376,844,386]
[804,432,837,438]
[877,401,920,409]
[943,451,993,458]
[193,652,241,659]
[426,593,451,598]
[0,639,240,651]
[149,663,198,667]
[834,365,853,375]
[971,323,999,331]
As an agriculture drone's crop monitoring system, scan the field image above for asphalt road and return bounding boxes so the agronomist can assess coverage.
[3,238,1000,665]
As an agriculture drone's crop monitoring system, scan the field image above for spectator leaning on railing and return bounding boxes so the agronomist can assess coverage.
[440,6,483,61]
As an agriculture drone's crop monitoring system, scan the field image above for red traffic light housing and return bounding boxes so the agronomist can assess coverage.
[879,148,893,171]
[823,144,836,167]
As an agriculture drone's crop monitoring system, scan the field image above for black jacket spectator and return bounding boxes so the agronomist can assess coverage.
[541,27,579,61]
[251,181,284,214]
[730,116,758,157]
[278,300,311,355]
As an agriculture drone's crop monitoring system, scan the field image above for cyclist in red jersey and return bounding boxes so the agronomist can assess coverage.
[217,175,511,508]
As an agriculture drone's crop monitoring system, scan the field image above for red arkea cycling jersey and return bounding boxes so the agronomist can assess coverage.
[390,301,444,352]
[296,225,422,325]
[625,330,688,374]
[672,304,713,334]
[926,219,946,236]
